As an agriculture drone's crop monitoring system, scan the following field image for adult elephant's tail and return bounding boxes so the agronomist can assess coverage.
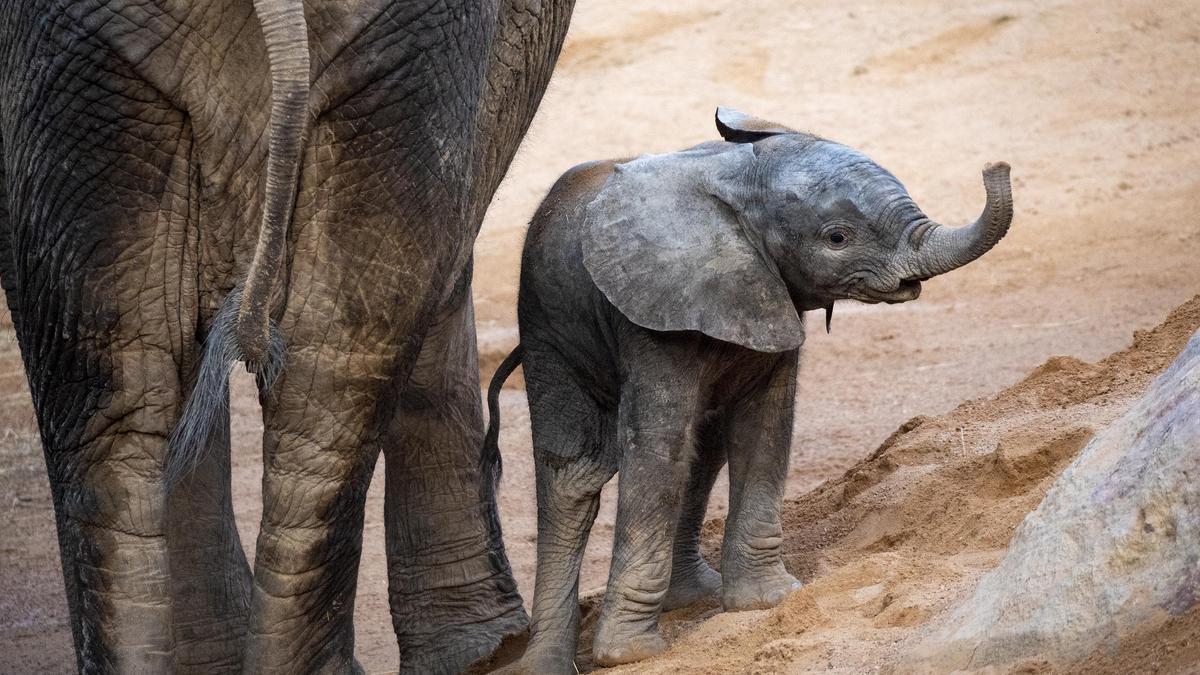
[166,0,310,485]
[482,345,525,503]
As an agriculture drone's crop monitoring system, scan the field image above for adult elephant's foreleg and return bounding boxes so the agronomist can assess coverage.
[381,280,527,674]
[166,403,253,673]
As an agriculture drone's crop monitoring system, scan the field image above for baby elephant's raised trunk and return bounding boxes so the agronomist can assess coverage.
[907,162,1013,278]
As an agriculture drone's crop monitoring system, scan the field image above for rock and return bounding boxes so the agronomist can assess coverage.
[901,329,1200,671]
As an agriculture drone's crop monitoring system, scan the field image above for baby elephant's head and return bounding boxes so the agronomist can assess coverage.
[582,107,1013,353]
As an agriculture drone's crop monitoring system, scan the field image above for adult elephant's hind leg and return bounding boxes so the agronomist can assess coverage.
[19,296,198,672]
[382,283,527,674]
[38,372,178,674]
[245,340,382,674]
[0,56,248,669]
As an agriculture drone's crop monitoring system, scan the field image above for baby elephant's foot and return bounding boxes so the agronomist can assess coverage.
[517,639,576,675]
[722,570,802,611]
[592,631,667,667]
[663,561,722,611]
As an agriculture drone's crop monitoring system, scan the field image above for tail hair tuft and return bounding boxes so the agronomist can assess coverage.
[165,287,283,487]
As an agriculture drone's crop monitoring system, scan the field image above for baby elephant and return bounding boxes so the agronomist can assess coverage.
[484,108,1013,671]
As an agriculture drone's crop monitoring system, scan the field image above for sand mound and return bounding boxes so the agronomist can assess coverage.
[584,295,1200,673]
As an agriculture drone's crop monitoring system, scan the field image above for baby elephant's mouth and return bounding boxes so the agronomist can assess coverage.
[855,278,923,304]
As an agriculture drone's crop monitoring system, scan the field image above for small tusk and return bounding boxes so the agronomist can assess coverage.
[825,303,834,333]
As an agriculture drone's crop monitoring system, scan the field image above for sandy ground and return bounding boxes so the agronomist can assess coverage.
[2,0,1199,672]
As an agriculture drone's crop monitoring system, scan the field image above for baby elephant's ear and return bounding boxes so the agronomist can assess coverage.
[581,147,804,353]
[715,106,796,143]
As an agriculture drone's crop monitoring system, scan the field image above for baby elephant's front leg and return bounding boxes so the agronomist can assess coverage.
[592,385,697,667]
[664,426,725,611]
[721,351,802,611]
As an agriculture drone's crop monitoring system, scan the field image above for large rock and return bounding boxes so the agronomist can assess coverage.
[903,329,1200,671]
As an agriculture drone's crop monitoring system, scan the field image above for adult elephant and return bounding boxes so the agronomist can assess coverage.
[0,0,574,672]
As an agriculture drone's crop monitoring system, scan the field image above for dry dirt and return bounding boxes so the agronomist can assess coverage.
[2,0,1199,673]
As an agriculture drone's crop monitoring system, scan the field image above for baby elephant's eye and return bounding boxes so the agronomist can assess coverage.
[826,228,850,249]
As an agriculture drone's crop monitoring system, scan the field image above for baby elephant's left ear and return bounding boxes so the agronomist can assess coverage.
[581,147,804,353]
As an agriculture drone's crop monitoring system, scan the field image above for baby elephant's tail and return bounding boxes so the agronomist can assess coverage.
[482,344,524,502]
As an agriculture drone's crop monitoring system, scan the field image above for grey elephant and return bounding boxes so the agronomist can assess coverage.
[484,108,1014,670]
[0,0,574,672]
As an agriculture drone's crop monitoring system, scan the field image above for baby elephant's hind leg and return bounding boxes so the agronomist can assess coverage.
[521,351,617,674]
[664,420,724,611]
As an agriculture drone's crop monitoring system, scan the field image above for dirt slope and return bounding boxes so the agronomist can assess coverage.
[584,296,1200,674]
[1,0,1199,672]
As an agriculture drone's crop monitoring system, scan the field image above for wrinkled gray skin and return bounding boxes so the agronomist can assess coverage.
[485,108,1013,671]
[0,1,574,673]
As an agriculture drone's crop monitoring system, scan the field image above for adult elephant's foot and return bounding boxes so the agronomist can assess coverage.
[386,512,529,674]
[663,559,722,611]
[396,591,529,675]
[592,630,668,667]
[722,569,802,611]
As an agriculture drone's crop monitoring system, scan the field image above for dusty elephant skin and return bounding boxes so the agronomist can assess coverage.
[0,1,574,673]
[483,108,1015,672]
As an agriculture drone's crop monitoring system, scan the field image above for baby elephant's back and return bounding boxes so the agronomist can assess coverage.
[518,160,629,390]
